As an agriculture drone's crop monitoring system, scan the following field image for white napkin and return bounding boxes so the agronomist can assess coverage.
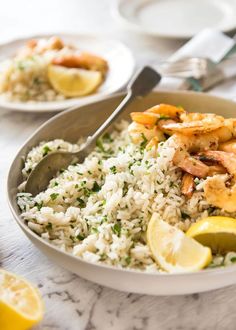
[154,29,236,91]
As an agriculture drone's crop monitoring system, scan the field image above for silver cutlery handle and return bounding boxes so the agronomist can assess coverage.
[81,66,161,155]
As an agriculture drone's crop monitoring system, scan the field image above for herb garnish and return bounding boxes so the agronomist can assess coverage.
[50,193,59,201]
[112,223,121,237]
[110,166,117,174]
[92,181,101,192]
[77,198,86,208]
[42,145,51,156]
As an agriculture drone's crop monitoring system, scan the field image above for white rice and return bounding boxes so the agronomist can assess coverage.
[17,121,236,271]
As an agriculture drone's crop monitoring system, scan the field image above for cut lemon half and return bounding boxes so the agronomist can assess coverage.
[0,269,44,330]
[48,64,103,97]
[147,214,212,273]
[186,216,236,253]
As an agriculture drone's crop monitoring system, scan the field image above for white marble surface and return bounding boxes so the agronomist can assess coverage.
[2,1,236,329]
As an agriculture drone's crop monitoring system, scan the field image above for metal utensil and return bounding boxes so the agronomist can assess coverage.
[155,57,215,79]
[25,66,161,195]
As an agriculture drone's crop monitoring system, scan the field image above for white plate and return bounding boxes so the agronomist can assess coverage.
[8,91,236,295]
[114,0,236,39]
[0,33,135,112]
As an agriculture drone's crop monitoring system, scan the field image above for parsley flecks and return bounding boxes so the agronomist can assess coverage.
[50,193,59,201]
[96,139,105,152]
[125,256,131,265]
[35,201,43,211]
[53,181,59,187]
[77,198,86,208]
[102,132,113,143]
[110,166,117,174]
[46,222,52,230]
[92,181,101,192]
[42,145,51,156]
[231,257,236,263]
[122,182,129,197]
[159,115,171,120]
[112,223,121,237]
[101,215,107,223]
[91,227,99,233]
[17,61,26,71]
[70,235,76,243]
[77,234,85,241]
[140,133,148,149]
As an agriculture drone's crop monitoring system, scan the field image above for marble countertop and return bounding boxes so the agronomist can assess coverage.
[1,1,236,329]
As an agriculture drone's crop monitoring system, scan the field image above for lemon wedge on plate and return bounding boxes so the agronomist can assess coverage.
[147,213,212,273]
[186,216,236,253]
[0,269,44,330]
[48,64,103,97]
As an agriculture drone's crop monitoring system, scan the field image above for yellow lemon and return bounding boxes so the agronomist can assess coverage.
[147,213,212,273]
[48,64,103,97]
[0,269,44,330]
[186,216,236,253]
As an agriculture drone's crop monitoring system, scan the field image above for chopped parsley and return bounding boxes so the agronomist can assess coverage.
[92,181,101,192]
[76,234,85,241]
[230,256,236,263]
[110,166,117,174]
[50,193,59,201]
[45,222,52,230]
[125,256,131,265]
[35,201,43,211]
[102,132,113,143]
[101,215,108,223]
[96,139,105,152]
[77,198,86,208]
[42,145,51,156]
[140,133,148,149]
[122,182,129,197]
[159,115,171,120]
[112,223,121,237]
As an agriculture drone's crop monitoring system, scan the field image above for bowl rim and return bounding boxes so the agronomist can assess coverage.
[7,90,236,279]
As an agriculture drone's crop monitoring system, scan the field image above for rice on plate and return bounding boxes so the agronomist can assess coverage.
[0,36,108,102]
[17,104,236,273]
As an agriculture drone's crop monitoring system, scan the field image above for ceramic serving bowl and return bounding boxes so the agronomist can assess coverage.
[7,91,236,295]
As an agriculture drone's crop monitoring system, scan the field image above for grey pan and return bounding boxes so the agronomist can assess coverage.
[7,91,236,295]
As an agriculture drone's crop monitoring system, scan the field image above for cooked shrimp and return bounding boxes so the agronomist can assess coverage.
[17,37,64,58]
[201,150,236,212]
[146,136,160,150]
[161,113,225,135]
[219,139,236,154]
[52,52,108,75]
[146,104,185,118]
[128,122,165,144]
[171,132,219,178]
[130,104,184,128]
[204,175,236,212]
[130,112,159,127]
[207,164,227,176]
[181,173,195,198]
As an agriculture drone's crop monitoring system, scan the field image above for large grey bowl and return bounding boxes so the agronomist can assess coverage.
[7,91,236,295]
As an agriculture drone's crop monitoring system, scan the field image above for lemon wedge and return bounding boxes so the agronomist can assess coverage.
[147,214,212,273]
[48,64,103,97]
[186,216,236,253]
[0,269,44,330]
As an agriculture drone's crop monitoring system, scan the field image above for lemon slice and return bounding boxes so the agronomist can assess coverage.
[0,269,44,330]
[48,64,103,97]
[147,214,212,273]
[186,216,236,253]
